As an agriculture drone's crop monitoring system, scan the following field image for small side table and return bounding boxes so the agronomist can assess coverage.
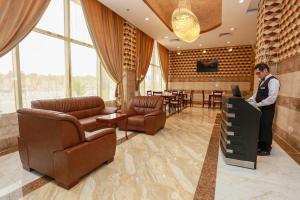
[96,113,129,139]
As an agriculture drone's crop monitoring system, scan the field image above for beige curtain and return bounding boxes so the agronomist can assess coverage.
[135,29,154,91]
[158,43,169,88]
[81,0,124,104]
[0,0,50,57]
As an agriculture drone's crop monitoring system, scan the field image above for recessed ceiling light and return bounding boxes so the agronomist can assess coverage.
[177,46,180,49]
[164,36,169,39]
[203,50,207,53]
[230,27,235,31]
[239,0,244,3]
[145,17,149,21]
[227,41,231,44]
[199,44,202,47]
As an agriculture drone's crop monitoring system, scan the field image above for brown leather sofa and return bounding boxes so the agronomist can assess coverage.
[118,96,166,135]
[17,96,117,189]
[31,96,117,131]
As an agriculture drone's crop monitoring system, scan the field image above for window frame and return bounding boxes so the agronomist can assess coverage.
[0,0,116,113]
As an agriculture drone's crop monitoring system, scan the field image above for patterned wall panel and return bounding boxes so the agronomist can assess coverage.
[169,45,254,82]
[255,0,281,64]
[278,0,300,62]
[255,0,300,64]
[123,21,137,71]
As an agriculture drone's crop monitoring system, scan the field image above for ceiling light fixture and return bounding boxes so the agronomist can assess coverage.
[177,51,181,55]
[177,46,180,49]
[172,0,200,43]
[145,17,149,21]
[230,27,235,31]
[228,48,233,52]
[227,41,231,44]
[199,44,202,47]
[203,50,207,53]
[164,36,169,39]
[239,0,244,3]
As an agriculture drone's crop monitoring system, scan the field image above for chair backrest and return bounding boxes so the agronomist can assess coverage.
[129,96,163,115]
[146,90,152,96]
[31,96,105,119]
[190,90,194,100]
[202,90,206,101]
[153,91,162,96]
[213,91,223,101]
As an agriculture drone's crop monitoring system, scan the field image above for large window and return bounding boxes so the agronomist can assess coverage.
[71,43,97,97]
[141,42,166,95]
[100,65,116,101]
[20,32,65,107]
[0,52,16,113]
[36,0,64,35]
[0,0,117,112]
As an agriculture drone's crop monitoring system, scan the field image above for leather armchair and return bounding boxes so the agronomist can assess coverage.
[118,96,166,135]
[17,108,116,189]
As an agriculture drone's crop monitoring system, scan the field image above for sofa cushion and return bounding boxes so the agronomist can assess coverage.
[31,96,105,119]
[129,96,163,115]
[85,128,115,141]
[79,115,105,131]
[128,115,144,126]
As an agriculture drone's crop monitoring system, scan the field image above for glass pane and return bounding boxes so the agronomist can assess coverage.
[70,0,93,44]
[19,32,65,107]
[101,65,116,101]
[0,52,16,113]
[71,43,97,97]
[36,0,64,35]
[154,66,162,91]
[144,65,154,92]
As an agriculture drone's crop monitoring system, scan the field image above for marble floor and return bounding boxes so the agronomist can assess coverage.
[0,106,299,200]
[215,142,300,200]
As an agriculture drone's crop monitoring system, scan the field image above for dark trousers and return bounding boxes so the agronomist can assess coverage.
[258,107,275,152]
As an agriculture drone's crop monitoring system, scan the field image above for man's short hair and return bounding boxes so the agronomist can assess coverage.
[255,63,270,72]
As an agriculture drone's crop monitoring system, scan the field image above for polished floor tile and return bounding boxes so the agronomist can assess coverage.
[19,107,218,200]
[215,142,300,200]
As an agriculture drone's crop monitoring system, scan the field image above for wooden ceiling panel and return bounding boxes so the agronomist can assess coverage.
[143,0,222,33]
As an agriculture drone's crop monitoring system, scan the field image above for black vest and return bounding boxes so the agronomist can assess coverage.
[255,76,278,110]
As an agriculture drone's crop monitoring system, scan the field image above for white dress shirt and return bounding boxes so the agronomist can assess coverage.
[248,74,280,107]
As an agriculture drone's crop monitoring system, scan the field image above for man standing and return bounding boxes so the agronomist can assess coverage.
[248,63,280,156]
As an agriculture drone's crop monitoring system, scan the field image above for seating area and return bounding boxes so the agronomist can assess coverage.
[0,0,299,199]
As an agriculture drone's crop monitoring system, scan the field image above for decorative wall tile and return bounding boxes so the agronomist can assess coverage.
[169,45,254,82]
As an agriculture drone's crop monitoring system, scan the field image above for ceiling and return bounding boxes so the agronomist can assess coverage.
[143,0,222,33]
[98,0,258,51]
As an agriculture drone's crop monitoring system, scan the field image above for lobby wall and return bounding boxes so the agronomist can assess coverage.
[168,45,255,102]
[255,0,300,152]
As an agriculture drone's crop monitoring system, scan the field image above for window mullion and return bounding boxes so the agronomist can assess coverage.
[64,0,71,97]
[12,45,23,109]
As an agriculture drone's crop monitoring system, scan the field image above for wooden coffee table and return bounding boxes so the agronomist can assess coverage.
[96,113,129,139]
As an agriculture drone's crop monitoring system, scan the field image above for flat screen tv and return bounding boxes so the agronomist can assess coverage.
[196,58,218,72]
[231,85,242,97]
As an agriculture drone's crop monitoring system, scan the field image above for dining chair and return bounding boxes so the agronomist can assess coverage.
[146,90,152,96]
[212,90,223,109]
[202,90,210,108]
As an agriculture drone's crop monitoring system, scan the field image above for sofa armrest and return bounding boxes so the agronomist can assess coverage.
[144,110,163,118]
[118,108,137,116]
[101,107,118,114]
[17,108,85,144]
[85,128,115,142]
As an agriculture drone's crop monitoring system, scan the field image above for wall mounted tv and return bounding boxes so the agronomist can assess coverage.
[196,59,218,72]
